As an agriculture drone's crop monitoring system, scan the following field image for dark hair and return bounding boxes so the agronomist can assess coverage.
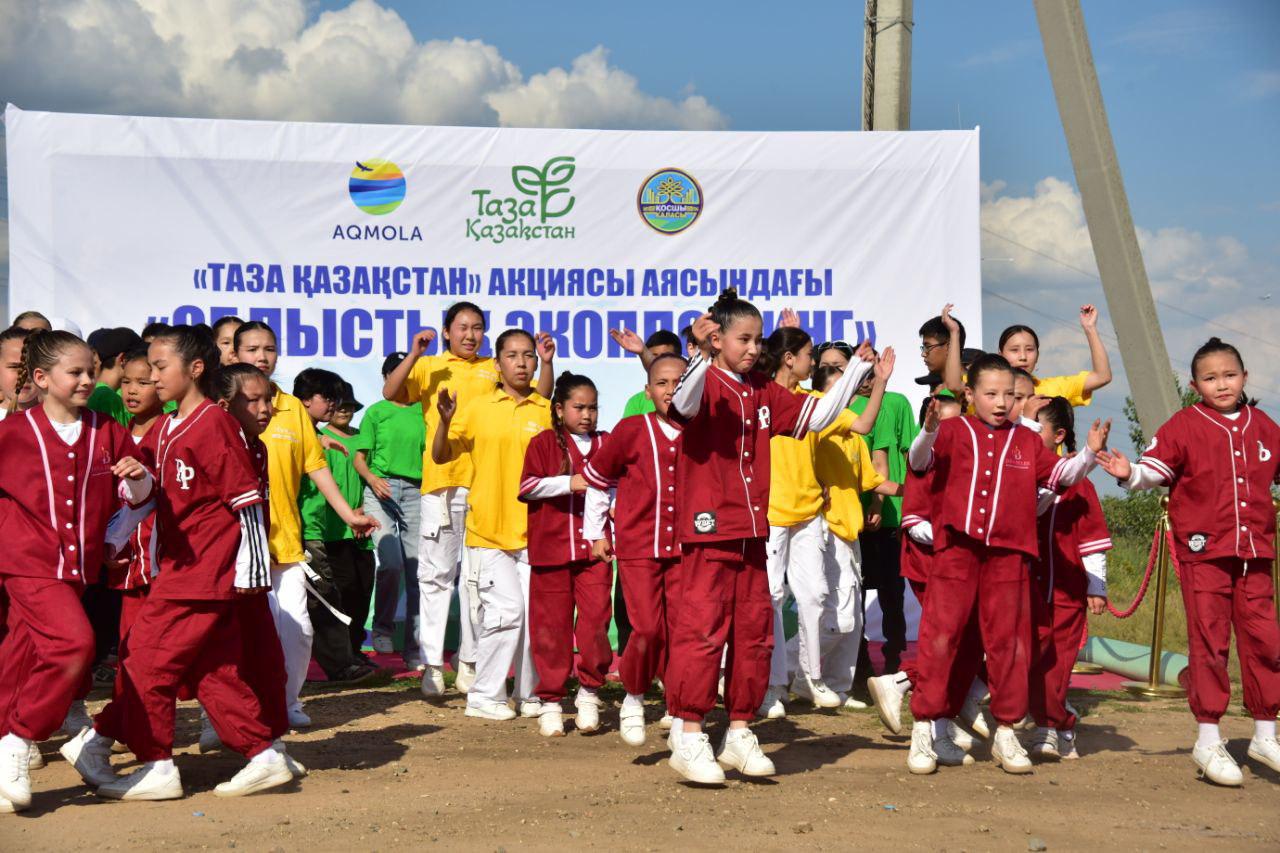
[0,325,33,347]
[292,367,344,403]
[812,364,840,393]
[815,339,855,362]
[121,344,151,368]
[192,323,214,340]
[708,287,761,338]
[212,362,270,403]
[12,310,50,328]
[919,314,967,349]
[141,321,173,340]
[494,328,535,356]
[550,371,597,474]
[381,351,408,377]
[233,320,277,351]
[998,324,1040,352]
[1037,396,1077,453]
[757,326,811,377]
[645,329,681,352]
[647,352,688,377]
[212,315,244,335]
[1012,367,1036,387]
[152,325,221,397]
[680,325,695,349]
[444,301,485,331]
[965,353,1014,388]
[1191,337,1254,408]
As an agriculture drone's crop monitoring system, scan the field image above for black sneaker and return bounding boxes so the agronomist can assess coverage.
[329,663,378,684]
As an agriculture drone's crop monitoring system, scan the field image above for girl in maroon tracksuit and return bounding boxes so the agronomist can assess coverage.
[663,288,877,785]
[1028,397,1111,762]
[583,353,688,748]
[519,372,613,738]
[0,331,151,813]
[1099,337,1280,787]
[906,353,1108,777]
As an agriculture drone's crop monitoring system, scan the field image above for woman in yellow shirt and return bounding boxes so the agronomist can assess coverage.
[382,302,553,696]
[431,329,553,721]
[758,325,891,719]
[234,321,378,727]
[998,304,1112,406]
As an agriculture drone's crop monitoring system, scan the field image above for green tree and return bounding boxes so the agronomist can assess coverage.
[1122,377,1199,451]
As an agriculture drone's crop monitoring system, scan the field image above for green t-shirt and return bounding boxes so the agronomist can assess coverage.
[849,391,918,529]
[299,426,372,548]
[87,383,130,427]
[352,400,424,481]
[622,389,655,418]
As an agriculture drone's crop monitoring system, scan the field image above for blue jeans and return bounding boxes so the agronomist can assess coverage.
[364,476,421,647]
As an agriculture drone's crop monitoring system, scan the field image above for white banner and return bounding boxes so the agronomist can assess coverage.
[4,105,980,421]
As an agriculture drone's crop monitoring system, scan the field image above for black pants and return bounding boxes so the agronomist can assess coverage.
[304,539,375,679]
[612,561,632,657]
[860,527,907,673]
[82,578,122,664]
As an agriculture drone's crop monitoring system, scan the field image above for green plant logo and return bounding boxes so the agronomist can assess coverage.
[468,156,578,243]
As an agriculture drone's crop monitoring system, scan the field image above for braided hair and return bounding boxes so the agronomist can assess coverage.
[550,371,597,475]
[19,329,89,401]
[1037,396,1077,454]
[1,325,34,412]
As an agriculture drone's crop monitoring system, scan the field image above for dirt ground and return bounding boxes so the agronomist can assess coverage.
[4,679,1278,852]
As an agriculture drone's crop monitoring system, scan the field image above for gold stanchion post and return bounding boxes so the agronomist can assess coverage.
[1123,496,1187,698]
[1272,498,1279,624]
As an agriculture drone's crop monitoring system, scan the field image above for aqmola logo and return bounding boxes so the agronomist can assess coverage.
[349,159,406,215]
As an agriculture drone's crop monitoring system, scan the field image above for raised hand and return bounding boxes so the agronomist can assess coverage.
[1022,394,1051,422]
[1086,418,1111,453]
[941,303,959,333]
[436,389,457,423]
[609,326,645,355]
[854,341,875,362]
[411,328,437,357]
[1079,304,1099,330]
[874,346,896,381]
[1095,448,1132,480]
[779,308,800,329]
[922,398,941,433]
[535,331,556,363]
[691,312,719,357]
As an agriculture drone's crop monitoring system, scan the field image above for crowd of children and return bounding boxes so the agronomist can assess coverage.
[0,289,1277,813]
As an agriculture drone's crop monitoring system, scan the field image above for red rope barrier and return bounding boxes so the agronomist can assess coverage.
[1106,520,1163,619]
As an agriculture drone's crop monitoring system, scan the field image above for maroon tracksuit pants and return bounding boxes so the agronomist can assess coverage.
[665,539,771,722]
[617,557,682,697]
[529,559,613,703]
[1029,583,1086,731]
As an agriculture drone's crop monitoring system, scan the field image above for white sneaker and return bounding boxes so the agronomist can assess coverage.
[454,660,476,694]
[1029,727,1061,761]
[716,729,776,777]
[60,727,118,787]
[907,721,937,775]
[62,700,93,736]
[1247,735,1280,773]
[402,651,423,671]
[27,742,44,771]
[1065,700,1080,720]
[867,674,905,734]
[991,727,1033,775]
[934,734,975,767]
[287,708,312,728]
[837,692,869,710]
[757,685,787,720]
[1059,729,1080,760]
[96,763,184,801]
[214,754,293,798]
[273,741,308,778]
[1193,739,1243,786]
[465,701,516,721]
[958,696,991,739]
[198,715,222,754]
[518,699,543,719]
[619,706,646,747]
[575,692,602,733]
[658,713,674,732]
[669,733,726,785]
[371,634,395,654]
[790,674,842,709]
[539,709,565,737]
[946,719,975,753]
[420,664,446,699]
[1011,714,1037,732]
[0,792,19,813]
[0,740,32,808]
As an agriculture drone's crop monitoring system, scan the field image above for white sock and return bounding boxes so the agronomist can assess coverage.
[623,693,644,710]
[893,672,912,696]
[1255,719,1277,740]
[250,747,284,766]
[670,717,684,744]
[932,719,949,739]
[1197,722,1221,748]
[578,686,597,698]
[0,733,32,751]
[148,759,176,774]
[725,726,751,742]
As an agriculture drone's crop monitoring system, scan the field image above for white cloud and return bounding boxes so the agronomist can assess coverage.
[1242,70,1280,100]
[0,0,726,130]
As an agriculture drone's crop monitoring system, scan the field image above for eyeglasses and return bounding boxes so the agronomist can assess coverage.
[920,342,946,355]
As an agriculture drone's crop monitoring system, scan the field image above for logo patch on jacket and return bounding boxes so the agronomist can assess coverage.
[1187,532,1209,553]
[693,511,717,534]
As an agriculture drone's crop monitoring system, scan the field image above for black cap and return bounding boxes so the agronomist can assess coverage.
[88,326,143,362]
[960,348,986,368]
[914,371,943,387]
[381,351,408,376]
[336,381,363,412]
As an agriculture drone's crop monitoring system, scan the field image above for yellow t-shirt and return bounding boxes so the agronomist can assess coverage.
[1034,371,1092,407]
[446,388,551,551]
[399,352,501,493]
[815,425,885,543]
[264,386,328,564]
[767,398,856,529]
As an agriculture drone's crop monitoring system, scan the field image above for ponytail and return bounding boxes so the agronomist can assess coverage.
[1037,396,1077,454]
[757,326,811,378]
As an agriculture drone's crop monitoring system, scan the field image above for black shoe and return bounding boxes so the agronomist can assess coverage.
[329,663,378,684]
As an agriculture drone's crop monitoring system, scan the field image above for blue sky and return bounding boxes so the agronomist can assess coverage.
[1,0,1277,442]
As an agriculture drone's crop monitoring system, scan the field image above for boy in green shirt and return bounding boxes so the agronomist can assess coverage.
[86,326,143,427]
[619,329,683,418]
[296,371,378,684]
